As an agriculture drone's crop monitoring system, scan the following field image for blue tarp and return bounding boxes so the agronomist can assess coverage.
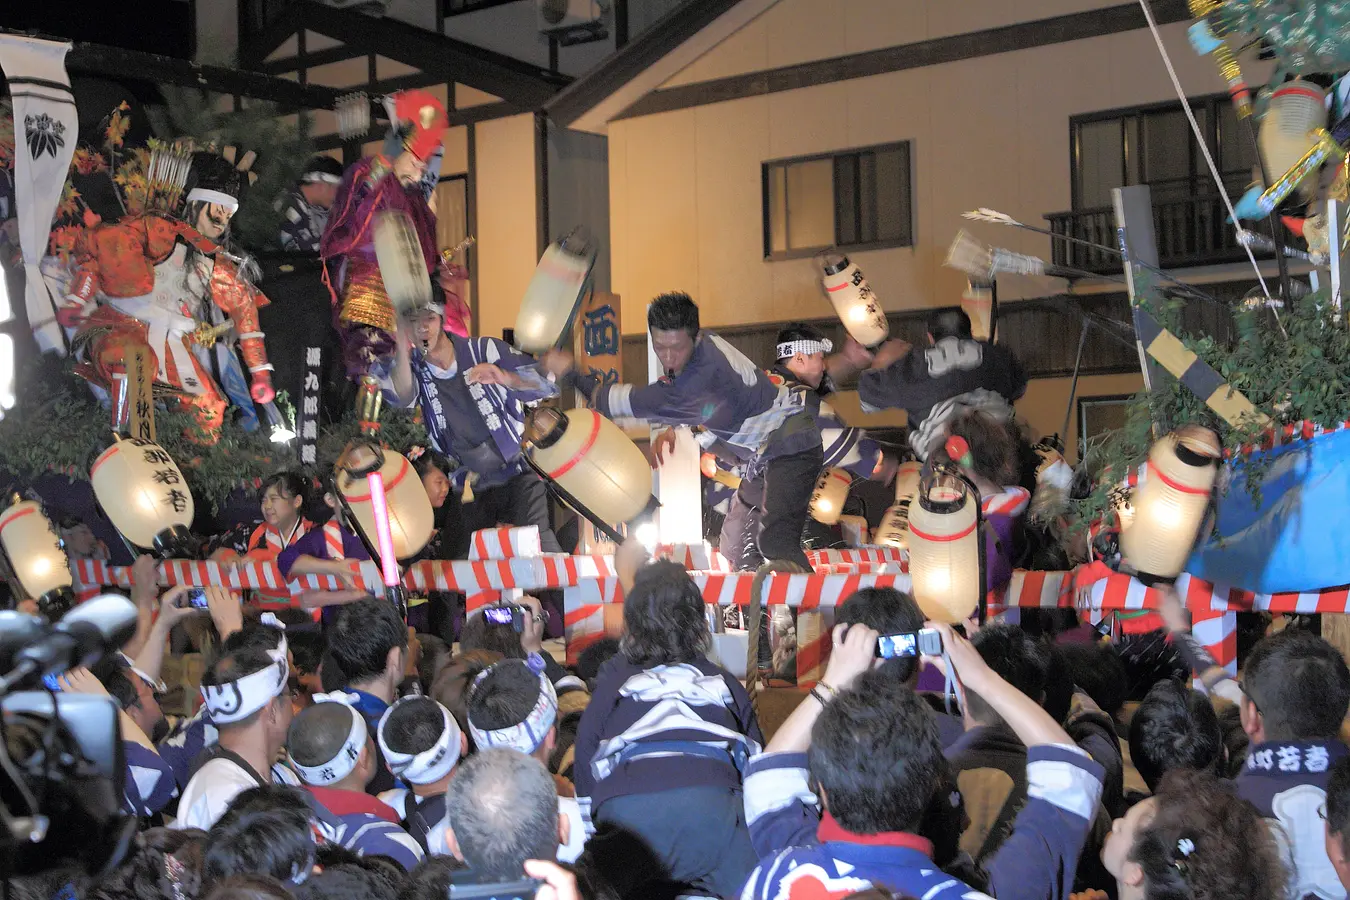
[1188,427,1350,593]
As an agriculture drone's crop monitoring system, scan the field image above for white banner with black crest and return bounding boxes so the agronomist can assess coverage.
[0,35,78,354]
[299,346,323,466]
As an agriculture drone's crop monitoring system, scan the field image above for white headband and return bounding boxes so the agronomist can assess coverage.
[468,666,557,755]
[302,171,341,185]
[378,697,462,785]
[186,188,240,212]
[777,338,832,359]
[290,692,368,786]
[201,619,289,725]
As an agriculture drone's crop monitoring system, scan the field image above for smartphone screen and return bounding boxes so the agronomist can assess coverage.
[876,633,918,659]
[184,587,210,609]
[483,607,514,626]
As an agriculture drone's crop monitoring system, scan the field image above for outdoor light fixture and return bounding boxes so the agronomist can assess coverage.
[820,254,888,348]
[1120,426,1220,582]
[907,467,984,623]
[0,497,74,618]
[90,437,195,557]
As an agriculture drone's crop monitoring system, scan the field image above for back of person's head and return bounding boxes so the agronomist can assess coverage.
[460,608,527,659]
[1129,770,1287,900]
[293,862,402,900]
[929,409,1021,486]
[1129,680,1223,792]
[205,874,296,900]
[967,623,1046,726]
[417,634,450,692]
[431,650,504,741]
[379,696,462,785]
[88,827,206,900]
[444,748,560,880]
[89,656,140,713]
[220,618,287,656]
[328,597,408,685]
[204,785,315,885]
[809,669,941,834]
[647,291,699,337]
[1243,628,1350,741]
[287,628,326,678]
[398,856,466,900]
[927,306,973,341]
[836,588,925,682]
[575,637,620,689]
[1059,641,1128,719]
[201,645,288,730]
[467,659,558,756]
[1040,642,1075,726]
[1326,756,1350,867]
[620,560,709,668]
[287,699,367,786]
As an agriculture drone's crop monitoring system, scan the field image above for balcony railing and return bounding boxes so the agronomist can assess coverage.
[1045,178,1274,275]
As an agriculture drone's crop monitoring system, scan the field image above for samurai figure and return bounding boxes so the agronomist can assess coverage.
[57,150,276,439]
[320,89,451,379]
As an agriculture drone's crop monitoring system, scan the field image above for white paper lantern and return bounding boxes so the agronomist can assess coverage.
[809,468,852,525]
[336,447,435,560]
[874,503,911,549]
[514,236,596,353]
[523,408,654,526]
[91,438,195,555]
[1120,426,1219,580]
[373,209,432,317]
[908,471,981,624]
[821,254,888,348]
[894,460,922,504]
[0,499,73,610]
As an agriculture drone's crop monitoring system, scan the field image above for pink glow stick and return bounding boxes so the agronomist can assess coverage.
[366,471,400,588]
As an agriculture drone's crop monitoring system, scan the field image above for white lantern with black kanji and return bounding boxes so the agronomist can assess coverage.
[821,254,888,348]
[0,498,74,617]
[336,446,435,560]
[809,468,852,525]
[907,470,981,623]
[91,438,195,556]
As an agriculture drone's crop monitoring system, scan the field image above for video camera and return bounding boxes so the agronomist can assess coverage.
[1,595,143,882]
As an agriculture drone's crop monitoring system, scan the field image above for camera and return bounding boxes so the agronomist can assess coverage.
[483,605,526,634]
[176,587,210,609]
[876,628,943,659]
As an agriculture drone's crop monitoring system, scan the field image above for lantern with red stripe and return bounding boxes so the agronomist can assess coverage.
[1120,426,1220,582]
[91,437,195,557]
[809,468,851,525]
[875,460,923,548]
[0,498,74,618]
[336,446,435,560]
[907,469,981,623]
[514,231,597,353]
[523,407,653,526]
[1259,81,1327,206]
[821,254,888,348]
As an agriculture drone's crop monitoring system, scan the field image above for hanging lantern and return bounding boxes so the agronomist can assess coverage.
[0,498,74,617]
[522,408,654,526]
[336,446,434,560]
[1120,426,1220,581]
[874,461,924,549]
[821,254,888,348]
[908,470,981,624]
[90,438,195,556]
[514,231,597,354]
[893,460,922,503]
[373,209,433,318]
[1258,81,1327,203]
[809,468,851,525]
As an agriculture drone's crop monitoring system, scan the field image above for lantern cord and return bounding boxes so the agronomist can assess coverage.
[1136,0,1275,307]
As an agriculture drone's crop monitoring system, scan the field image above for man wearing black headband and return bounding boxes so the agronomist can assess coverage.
[859,307,1026,461]
[278,155,344,253]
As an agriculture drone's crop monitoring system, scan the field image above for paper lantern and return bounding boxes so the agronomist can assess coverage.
[908,471,981,624]
[1120,426,1220,581]
[523,408,654,526]
[809,468,851,525]
[90,438,195,556]
[1259,82,1327,200]
[894,460,922,504]
[0,499,73,615]
[373,209,432,318]
[336,446,434,560]
[873,503,911,549]
[821,255,888,348]
[514,234,596,353]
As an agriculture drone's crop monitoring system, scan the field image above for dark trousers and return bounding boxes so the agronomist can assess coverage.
[591,786,758,900]
[757,444,823,569]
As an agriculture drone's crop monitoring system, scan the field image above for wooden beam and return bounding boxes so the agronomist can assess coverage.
[237,3,304,69]
[284,0,569,109]
[261,43,364,75]
[614,0,1191,121]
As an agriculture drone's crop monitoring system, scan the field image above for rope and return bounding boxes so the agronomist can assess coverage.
[1137,0,1274,303]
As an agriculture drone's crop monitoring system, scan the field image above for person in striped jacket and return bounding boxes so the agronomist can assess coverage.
[574,561,764,899]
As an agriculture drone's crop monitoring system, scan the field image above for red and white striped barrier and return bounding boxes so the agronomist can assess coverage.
[469,526,541,560]
[653,543,730,571]
[806,547,906,567]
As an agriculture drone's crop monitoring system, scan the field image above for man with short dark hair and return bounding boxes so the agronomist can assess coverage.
[1323,756,1350,892]
[742,622,1102,900]
[442,748,565,881]
[860,306,1026,460]
[376,696,465,855]
[1128,679,1224,794]
[203,784,318,887]
[288,697,425,871]
[466,659,584,862]
[543,292,827,569]
[327,597,411,794]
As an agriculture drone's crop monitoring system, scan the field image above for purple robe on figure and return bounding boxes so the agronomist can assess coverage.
[320,155,439,377]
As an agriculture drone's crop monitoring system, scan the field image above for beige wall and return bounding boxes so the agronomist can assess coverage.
[609,14,1271,335]
[474,114,540,341]
[1016,372,1144,461]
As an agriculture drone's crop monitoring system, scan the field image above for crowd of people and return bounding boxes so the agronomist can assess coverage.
[11,539,1350,900]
